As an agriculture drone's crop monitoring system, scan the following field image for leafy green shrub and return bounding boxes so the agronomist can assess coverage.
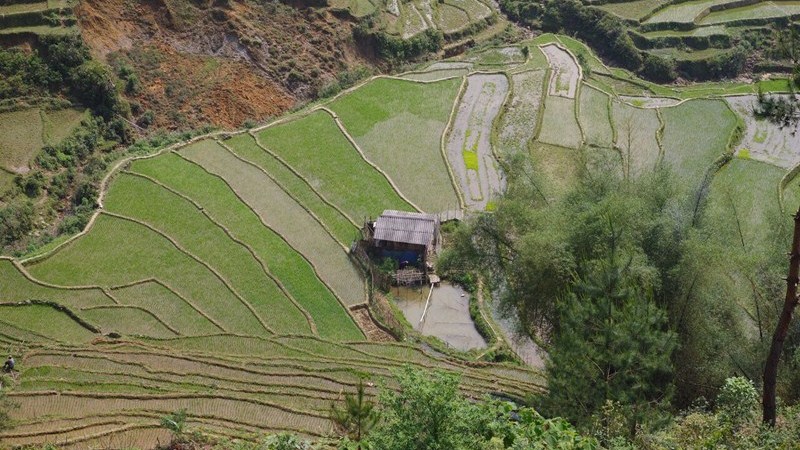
[640,54,677,83]
[160,409,188,434]
[0,200,34,245]
[716,377,758,426]
[0,48,59,98]
[354,25,443,63]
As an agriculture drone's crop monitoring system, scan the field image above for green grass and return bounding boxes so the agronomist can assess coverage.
[225,134,357,246]
[178,139,367,307]
[529,143,582,201]
[0,169,13,193]
[648,47,729,62]
[645,0,741,23]
[328,77,462,213]
[103,172,309,335]
[0,107,86,174]
[256,110,414,220]
[446,0,492,21]
[0,258,113,309]
[537,96,582,149]
[705,159,785,249]
[111,280,222,336]
[579,84,614,148]
[643,25,728,38]
[463,150,479,170]
[0,108,43,172]
[437,3,471,32]
[681,158,787,321]
[596,0,671,20]
[42,107,88,145]
[0,304,96,343]
[466,47,525,66]
[660,99,738,205]
[80,307,179,339]
[0,24,78,36]
[403,68,469,81]
[0,2,48,14]
[699,1,800,24]
[611,101,661,176]
[329,0,376,17]
[26,213,266,335]
[588,73,653,97]
[130,152,364,341]
[512,46,548,71]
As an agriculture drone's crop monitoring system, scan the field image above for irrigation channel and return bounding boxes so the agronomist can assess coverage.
[393,282,487,351]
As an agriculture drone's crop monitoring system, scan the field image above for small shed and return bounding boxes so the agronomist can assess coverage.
[369,210,440,267]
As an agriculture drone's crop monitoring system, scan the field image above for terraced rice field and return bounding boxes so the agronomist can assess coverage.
[584,0,800,78]
[255,110,414,221]
[328,77,462,213]
[597,0,672,20]
[0,0,78,40]
[0,336,544,447]
[611,101,662,177]
[177,139,367,307]
[445,74,509,210]
[0,107,85,174]
[660,99,738,206]
[465,46,526,66]
[436,3,471,32]
[4,34,799,447]
[376,0,495,39]
[221,134,358,246]
[537,96,582,149]
[727,95,800,169]
[644,0,742,24]
[541,44,580,99]
[698,1,800,24]
[497,70,547,156]
[529,143,582,201]
[579,85,614,148]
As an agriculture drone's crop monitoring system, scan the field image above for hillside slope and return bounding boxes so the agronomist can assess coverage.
[76,0,368,129]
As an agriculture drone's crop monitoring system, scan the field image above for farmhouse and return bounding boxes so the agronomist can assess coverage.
[364,210,441,267]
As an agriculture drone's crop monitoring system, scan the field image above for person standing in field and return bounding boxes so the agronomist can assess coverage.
[2,356,13,373]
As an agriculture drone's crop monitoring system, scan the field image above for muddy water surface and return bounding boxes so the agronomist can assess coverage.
[394,282,487,352]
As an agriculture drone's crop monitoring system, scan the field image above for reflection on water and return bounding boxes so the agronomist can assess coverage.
[393,282,487,352]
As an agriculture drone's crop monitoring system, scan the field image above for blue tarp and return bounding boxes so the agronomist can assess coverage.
[380,250,421,268]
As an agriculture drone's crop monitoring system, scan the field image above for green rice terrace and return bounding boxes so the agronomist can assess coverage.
[1,29,799,448]
[591,0,800,73]
[0,0,78,39]
[331,0,498,40]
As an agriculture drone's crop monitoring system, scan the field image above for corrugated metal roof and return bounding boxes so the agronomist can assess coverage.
[373,210,438,247]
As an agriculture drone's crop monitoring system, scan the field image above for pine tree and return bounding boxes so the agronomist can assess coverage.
[542,250,677,437]
[331,379,380,446]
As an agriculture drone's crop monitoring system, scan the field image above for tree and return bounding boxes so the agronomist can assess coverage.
[331,379,380,446]
[763,207,800,426]
[775,26,800,65]
[366,367,598,449]
[367,367,478,450]
[70,61,119,118]
[160,409,187,435]
[542,246,677,438]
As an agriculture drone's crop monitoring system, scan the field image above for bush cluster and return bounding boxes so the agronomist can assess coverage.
[0,35,126,119]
